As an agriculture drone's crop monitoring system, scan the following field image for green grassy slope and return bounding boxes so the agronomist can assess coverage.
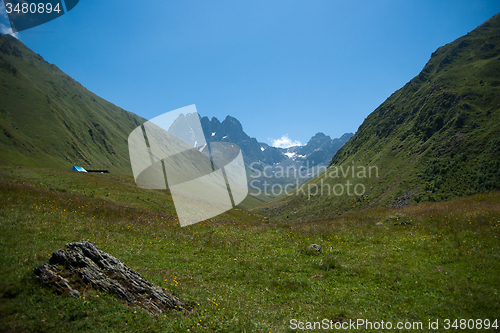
[0,166,499,331]
[0,34,144,174]
[258,13,500,222]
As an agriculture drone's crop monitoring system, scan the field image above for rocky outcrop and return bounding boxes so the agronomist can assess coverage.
[33,241,191,314]
[392,190,417,208]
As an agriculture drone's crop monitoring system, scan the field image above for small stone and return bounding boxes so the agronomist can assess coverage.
[307,244,322,253]
[394,221,411,225]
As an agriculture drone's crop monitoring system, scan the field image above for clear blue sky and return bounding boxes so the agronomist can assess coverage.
[1,1,499,147]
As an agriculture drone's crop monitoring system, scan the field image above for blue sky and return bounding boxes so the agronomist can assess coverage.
[1,1,499,147]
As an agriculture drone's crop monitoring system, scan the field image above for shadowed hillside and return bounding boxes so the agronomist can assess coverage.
[258,13,500,221]
[0,34,145,174]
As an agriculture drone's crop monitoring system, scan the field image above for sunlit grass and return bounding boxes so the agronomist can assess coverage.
[0,167,499,332]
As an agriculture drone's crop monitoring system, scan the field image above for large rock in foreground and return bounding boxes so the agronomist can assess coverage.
[33,241,191,314]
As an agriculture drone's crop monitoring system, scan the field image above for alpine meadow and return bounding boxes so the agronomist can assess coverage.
[1,9,500,333]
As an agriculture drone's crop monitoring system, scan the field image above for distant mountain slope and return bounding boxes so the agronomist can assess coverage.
[0,33,144,174]
[258,13,500,221]
[201,115,353,167]
[199,115,353,205]
[286,132,354,168]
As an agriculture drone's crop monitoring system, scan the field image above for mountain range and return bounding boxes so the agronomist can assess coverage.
[200,115,352,192]
[200,115,352,168]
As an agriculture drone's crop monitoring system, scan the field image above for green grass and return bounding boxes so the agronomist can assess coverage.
[1,166,499,332]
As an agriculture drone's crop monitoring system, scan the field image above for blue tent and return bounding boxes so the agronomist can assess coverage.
[70,166,87,172]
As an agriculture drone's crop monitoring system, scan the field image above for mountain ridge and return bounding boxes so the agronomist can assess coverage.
[200,114,353,167]
[257,13,500,221]
[0,33,145,174]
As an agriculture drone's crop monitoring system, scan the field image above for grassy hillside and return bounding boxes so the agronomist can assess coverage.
[258,13,500,222]
[0,34,144,174]
[0,166,499,331]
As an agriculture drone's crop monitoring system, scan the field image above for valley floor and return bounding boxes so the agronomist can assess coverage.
[0,166,499,332]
